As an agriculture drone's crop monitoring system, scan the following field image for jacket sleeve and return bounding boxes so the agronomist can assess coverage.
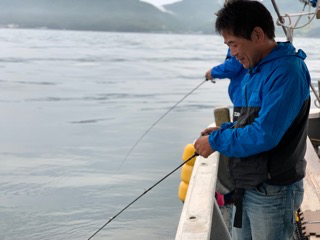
[211,50,244,79]
[208,61,310,157]
[220,122,234,129]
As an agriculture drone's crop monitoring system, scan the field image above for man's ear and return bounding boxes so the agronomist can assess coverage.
[251,27,264,43]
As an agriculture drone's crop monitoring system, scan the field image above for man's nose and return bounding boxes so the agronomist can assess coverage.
[230,48,237,57]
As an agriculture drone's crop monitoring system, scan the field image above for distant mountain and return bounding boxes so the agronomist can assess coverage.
[164,0,320,37]
[305,26,320,38]
[0,0,182,32]
[0,0,318,37]
[164,0,223,34]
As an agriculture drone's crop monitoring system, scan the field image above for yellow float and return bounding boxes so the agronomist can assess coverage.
[178,144,197,202]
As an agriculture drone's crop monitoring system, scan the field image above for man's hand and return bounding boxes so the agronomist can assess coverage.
[201,126,220,136]
[194,136,215,158]
[205,69,213,80]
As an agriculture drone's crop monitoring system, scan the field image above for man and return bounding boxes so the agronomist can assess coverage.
[205,48,247,121]
[195,1,311,239]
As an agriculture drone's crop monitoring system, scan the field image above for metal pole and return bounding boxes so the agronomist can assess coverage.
[310,82,320,108]
[271,0,290,42]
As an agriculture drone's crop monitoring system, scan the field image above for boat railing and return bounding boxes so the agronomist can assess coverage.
[176,106,320,239]
[175,151,232,240]
[271,0,320,43]
[176,108,232,240]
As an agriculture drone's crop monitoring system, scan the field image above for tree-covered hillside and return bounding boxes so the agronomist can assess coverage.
[0,0,182,32]
[0,0,319,37]
[164,0,320,37]
[164,0,223,34]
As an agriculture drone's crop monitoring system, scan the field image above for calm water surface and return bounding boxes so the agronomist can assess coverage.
[0,29,319,240]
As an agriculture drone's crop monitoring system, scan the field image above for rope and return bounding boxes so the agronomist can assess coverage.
[276,0,320,30]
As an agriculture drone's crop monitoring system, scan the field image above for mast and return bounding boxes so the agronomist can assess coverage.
[270,0,320,43]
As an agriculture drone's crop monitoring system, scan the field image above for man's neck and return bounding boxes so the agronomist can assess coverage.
[261,39,278,60]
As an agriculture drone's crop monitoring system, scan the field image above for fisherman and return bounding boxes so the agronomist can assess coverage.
[205,49,247,212]
[205,48,247,121]
[195,1,311,239]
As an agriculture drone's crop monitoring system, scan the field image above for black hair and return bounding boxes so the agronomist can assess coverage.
[215,0,275,40]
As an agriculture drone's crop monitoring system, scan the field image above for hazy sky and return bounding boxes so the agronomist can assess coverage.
[141,0,181,6]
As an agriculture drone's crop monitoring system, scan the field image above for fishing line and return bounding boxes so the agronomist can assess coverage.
[117,79,210,170]
[88,78,211,238]
[87,152,199,240]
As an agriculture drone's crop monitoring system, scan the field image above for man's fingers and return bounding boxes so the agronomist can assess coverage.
[200,127,219,136]
[194,136,214,158]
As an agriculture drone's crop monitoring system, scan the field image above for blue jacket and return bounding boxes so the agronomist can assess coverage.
[208,42,311,188]
[211,49,247,107]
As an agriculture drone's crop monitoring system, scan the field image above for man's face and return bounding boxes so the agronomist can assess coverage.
[222,31,260,69]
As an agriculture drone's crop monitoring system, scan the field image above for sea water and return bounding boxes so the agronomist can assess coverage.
[0,29,319,240]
